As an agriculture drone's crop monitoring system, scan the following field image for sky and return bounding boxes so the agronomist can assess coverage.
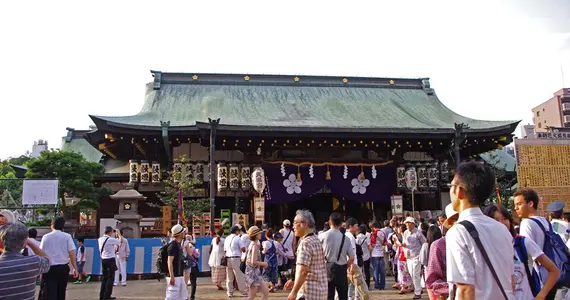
[1,0,569,159]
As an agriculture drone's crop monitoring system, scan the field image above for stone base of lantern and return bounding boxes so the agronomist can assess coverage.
[114,214,143,238]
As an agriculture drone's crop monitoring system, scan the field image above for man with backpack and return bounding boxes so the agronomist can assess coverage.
[346,218,369,300]
[515,189,570,300]
[160,224,188,300]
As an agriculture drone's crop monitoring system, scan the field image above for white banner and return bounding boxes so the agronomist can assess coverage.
[391,195,403,216]
[22,180,59,205]
[254,197,264,222]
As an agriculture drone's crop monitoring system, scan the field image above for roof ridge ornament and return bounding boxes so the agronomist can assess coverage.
[152,71,162,90]
[421,78,434,95]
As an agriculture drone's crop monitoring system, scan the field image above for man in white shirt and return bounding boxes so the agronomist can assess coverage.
[114,229,130,287]
[514,189,564,300]
[356,225,371,290]
[224,225,247,297]
[447,161,515,300]
[280,219,296,270]
[346,218,369,300]
[402,217,426,299]
[98,226,123,300]
[369,220,387,290]
[39,217,78,300]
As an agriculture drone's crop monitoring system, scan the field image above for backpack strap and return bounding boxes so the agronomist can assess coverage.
[514,235,538,296]
[336,233,346,263]
[100,237,110,255]
[459,220,509,300]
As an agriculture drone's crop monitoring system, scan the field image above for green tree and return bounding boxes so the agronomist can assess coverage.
[157,155,211,225]
[25,151,110,212]
[0,155,33,206]
[483,151,516,209]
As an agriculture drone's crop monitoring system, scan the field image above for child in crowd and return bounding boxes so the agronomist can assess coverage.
[74,238,91,284]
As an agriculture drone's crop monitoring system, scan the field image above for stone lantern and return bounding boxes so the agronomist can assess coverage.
[110,187,146,238]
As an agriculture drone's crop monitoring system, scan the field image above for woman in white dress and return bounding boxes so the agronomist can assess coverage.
[209,230,226,290]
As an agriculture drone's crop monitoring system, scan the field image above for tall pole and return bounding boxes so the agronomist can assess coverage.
[208,118,220,237]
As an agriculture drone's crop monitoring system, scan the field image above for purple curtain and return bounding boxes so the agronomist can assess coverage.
[327,165,395,203]
[264,164,327,204]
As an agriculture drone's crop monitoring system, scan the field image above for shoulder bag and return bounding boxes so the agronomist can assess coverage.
[327,233,346,282]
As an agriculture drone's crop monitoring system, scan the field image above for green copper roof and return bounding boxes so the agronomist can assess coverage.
[60,137,102,163]
[480,149,516,172]
[91,72,519,132]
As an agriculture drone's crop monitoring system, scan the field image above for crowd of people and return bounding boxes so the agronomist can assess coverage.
[1,160,569,300]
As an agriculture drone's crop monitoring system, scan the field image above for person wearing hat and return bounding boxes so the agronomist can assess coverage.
[164,224,189,300]
[244,226,270,299]
[0,210,16,254]
[224,225,247,297]
[279,219,296,271]
[398,217,426,299]
[425,203,458,300]
[547,201,569,243]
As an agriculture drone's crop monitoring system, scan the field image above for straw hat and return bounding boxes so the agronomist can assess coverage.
[0,210,15,224]
[171,224,187,236]
[443,204,459,228]
[247,226,261,237]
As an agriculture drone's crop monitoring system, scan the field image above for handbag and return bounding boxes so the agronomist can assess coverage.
[327,233,346,282]
[221,236,236,267]
[399,247,406,262]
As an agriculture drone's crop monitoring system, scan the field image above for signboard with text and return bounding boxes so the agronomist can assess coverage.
[536,132,570,139]
[22,180,58,205]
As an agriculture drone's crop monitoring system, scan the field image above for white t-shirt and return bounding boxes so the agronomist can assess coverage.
[98,235,121,260]
[224,234,244,257]
[76,245,87,262]
[281,228,294,253]
[262,240,274,251]
[514,237,543,300]
[371,229,386,257]
[551,219,569,243]
[345,232,358,266]
[356,233,371,262]
[519,216,550,282]
[26,239,41,256]
[40,230,76,265]
[446,208,515,300]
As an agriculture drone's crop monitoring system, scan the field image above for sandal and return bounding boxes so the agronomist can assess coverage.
[398,289,407,294]
[392,284,400,289]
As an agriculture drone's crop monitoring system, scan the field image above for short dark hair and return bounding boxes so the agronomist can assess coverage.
[230,225,240,234]
[329,212,343,226]
[104,226,114,234]
[358,224,367,235]
[346,218,358,227]
[563,212,570,222]
[513,188,540,210]
[551,211,563,219]
[77,237,85,243]
[323,222,330,231]
[455,161,496,206]
[266,228,274,239]
[383,220,390,227]
[28,228,38,239]
[118,229,124,236]
[52,217,66,231]
[339,227,346,234]
[369,221,380,229]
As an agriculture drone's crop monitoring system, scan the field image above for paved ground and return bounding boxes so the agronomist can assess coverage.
[38,277,429,299]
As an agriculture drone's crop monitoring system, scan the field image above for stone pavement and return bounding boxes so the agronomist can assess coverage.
[38,277,429,299]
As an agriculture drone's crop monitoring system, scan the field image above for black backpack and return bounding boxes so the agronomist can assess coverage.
[156,241,173,275]
[355,236,364,267]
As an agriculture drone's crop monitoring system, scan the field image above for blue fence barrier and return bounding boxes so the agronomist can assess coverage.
[73,237,213,275]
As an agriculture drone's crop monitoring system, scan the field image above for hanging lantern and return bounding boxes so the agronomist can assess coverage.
[183,162,194,182]
[428,161,438,189]
[173,160,182,183]
[241,165,251,190]
[396,166,406,189]
[229,163,240,190]
[440,160,449,183]
[140,161,150,183]
[405,166,417,191]
[129,160,138,183]
[251,167,266,194]
[417,163,427,189]
[217,163,228,191]
[195,162,204,183]
[151,161,161,183]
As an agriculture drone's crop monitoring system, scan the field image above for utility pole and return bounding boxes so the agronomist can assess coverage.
[208,118,220,237]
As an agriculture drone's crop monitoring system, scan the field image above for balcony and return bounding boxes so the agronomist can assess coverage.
[563,103,570,111]
[564,115,570,124]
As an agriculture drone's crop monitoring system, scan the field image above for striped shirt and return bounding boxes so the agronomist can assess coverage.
[0,251,50,300]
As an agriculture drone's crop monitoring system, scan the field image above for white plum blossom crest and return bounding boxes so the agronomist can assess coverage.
[351,177,370,194]
[283,174,302,194]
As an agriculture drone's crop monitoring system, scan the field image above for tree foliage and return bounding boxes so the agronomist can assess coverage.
[25,151,110,211]
[483,151,516,209]
[0,155,33,207]
[157,155,211,224]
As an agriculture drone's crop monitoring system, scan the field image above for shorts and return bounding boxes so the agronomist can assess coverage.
[77,261,85,273]
[165,276,188,300]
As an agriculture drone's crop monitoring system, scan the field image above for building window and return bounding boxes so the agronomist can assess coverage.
[538,122,542,128]
[537,111,540,117]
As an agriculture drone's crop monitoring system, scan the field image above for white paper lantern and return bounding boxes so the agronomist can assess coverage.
[140,161,150,183]
[229,163,240,190]
[251,167,266,194]
[173,161,182,183]
[418,164,427,189]
[129,160,138,183]
[428,162,438,189]
[195,162,204,183]
[440,160,449,183]
[217,163,228,191]
[405,166,417,191]
[241,165,251,190]
[396,166,406,189]
[151,161,161,183]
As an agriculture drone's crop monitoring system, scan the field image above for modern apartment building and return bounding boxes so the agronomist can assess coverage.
[532,88,570,131]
